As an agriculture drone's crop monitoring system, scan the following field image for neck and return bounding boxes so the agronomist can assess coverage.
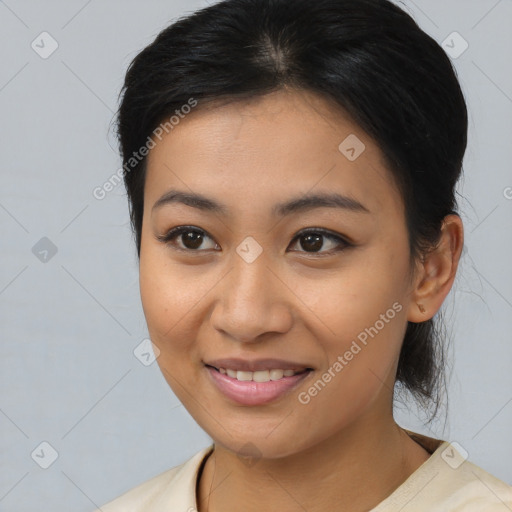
[196,416,431,512]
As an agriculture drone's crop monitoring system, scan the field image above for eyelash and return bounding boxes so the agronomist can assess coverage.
[156,225,352,256]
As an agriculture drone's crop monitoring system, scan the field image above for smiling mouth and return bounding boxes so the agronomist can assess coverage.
[205,363,314,406]
[205,364,312,382]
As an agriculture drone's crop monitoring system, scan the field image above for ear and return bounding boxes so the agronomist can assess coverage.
[407,214,464,323]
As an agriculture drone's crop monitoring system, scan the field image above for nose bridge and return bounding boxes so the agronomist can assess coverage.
[229,247,273,306]
[211,244,292,341]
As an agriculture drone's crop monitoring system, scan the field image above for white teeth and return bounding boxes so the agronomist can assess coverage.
[253,370,270,382]
[218,367,305,382]
[269,369,284,380]
[236,371,253,381]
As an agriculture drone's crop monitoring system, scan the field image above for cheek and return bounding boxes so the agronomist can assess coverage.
[139,250,200,353]
[139,257,207,402]
[304,259,408,396]
[318,290,406,391]
[309,261,406,338]
[295,298,407,440]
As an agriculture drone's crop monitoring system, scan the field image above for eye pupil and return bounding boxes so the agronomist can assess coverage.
[182,230,203,250]
[301,234,323,252]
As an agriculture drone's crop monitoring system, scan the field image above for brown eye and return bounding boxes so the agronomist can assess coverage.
[289,229,351,255]
[179,230,205,250]
[157,226,218,251]
[157,226,351,256]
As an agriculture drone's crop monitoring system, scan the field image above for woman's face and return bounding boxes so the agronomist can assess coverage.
[140,89,419,458]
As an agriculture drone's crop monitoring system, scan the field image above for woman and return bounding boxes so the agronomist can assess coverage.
[97,0,512,510]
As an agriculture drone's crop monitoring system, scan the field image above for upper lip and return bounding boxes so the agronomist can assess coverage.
[205,358,313,372]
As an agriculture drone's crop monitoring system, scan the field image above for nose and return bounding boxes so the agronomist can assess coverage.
[210,250,293,343]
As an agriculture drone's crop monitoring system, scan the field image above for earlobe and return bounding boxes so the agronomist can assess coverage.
[407,214,464,323]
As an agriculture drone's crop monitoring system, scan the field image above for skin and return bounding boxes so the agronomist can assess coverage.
[139,88,464,511]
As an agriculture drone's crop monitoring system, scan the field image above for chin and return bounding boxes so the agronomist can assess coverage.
[216,434,306,460]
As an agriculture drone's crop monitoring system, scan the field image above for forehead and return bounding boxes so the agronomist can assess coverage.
[144,89,403,219]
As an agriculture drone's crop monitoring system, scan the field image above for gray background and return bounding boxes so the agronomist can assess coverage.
[0,0,511,510]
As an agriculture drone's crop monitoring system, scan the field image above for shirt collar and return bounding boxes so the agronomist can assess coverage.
[150,444,214,511]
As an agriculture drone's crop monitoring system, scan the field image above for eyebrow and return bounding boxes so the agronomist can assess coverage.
[152,189,371,216]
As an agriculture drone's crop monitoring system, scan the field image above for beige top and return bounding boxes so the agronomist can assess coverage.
[96,432,512,511]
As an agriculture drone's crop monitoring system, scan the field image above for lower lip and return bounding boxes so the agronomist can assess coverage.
[206,366,312,406]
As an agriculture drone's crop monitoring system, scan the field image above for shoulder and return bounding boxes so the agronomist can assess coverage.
[97,467,181,512]
[374,437,512,511]
[93,445,214,512]
[439,453,512,510]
